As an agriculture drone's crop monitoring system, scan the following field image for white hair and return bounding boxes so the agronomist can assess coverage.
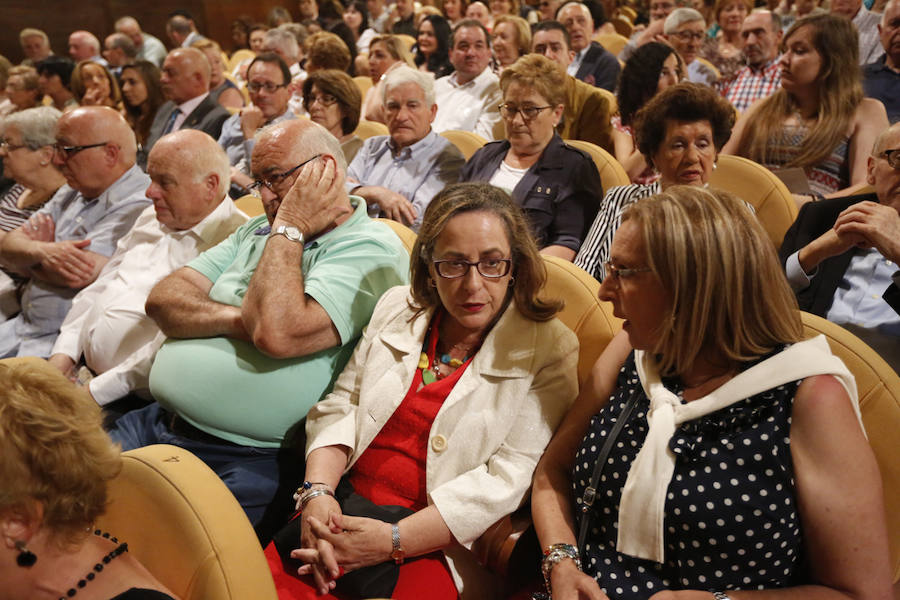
[382,65,435,107]
[664,8,705,34]
[2,106,62,149]
[264,29,300,62]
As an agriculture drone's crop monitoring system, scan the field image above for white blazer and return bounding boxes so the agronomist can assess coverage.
[306,285,579,596]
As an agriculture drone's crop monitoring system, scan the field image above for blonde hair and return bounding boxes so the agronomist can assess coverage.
[493,15,532,57]
[0,360,122,548]
[500,54,566,109]
[70,60,122,107]
[622,186,802,376]
[368,34,416,66]
[734,14,862,170]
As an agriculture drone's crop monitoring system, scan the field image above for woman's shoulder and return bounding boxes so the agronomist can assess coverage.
[853,97,888,128]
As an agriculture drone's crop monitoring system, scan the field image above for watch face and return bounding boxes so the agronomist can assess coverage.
[276,225,303,242]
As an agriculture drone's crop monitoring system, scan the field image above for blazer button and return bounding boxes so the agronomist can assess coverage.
[431,434,447,453]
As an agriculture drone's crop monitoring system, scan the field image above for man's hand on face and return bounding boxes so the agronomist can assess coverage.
[272,157,352,238]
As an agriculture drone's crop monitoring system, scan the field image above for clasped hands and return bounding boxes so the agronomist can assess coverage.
[818,201,900,263]
[23,214,96,288]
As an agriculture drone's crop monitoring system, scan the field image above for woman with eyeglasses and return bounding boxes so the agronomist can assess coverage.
[302,70,364,163]
[531,185,890,600]
[266,182,578,600]
[460,54,603,262]
[574,82,735,281]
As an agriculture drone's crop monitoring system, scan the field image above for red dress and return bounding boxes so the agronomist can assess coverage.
[267,315,466,599]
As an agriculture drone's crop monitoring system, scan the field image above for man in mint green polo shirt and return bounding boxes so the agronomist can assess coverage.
[107,119,409,525]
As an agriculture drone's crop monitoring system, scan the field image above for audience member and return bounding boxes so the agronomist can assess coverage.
[780,0,826,29]
[538,0,565,21]
[461,53,602,259]
[780,123,900,369]
[557,2,621,90]
[531,21,614,152]
[249,24,270,53]
[362,35,416,122]
[415,15,455,77]
[4,66,42,114]
[369,0,392,32]
[48,130,248,408]
[612,42,683,183]
[220,53,296,194]
[328,22,361,76]
[432,20,502,139]
[699,0,750,83]
[491,0,521,20]
[0,107,150,358]
[725,14,888,196]
[344,0,378,53]
[492,15,532,70]
[166,15,206,48]
[299,0,329,29]
[68,31,107,67]
[863,0,900,123]
[618,0,680,62]
[575,83,735,280]
[19,28,53,66]
[305,31,354,72]
[303,70,364,162]
[115,16,167,67]
[192,39,246,110]
[466,1,495,29]
[35,57,77,112]
[533,185,891,600]
[71,61,121,109]
[120,61,165,167]
[831,0,884,64]
[109,119,409,524]
[721,10,783,113]
[0,359,177,600]
[664,8,718,85]
[103,33,137,77]
[144,48,231,162]
[267,6,294,28]
[443,0,470,25]
[267,183,578,599]
[231,16,254,53]
[393,0,419,36]
[263,27,304,79]
[347,66,465,229]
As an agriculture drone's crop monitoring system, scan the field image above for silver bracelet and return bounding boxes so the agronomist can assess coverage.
[712,591,733,600]
[541,543,581,595]
[298,488,335,512]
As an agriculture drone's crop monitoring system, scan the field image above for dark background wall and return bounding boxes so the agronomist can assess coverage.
[2,0,295,64]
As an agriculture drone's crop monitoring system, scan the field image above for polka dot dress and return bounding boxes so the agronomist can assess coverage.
[572,351,804,597]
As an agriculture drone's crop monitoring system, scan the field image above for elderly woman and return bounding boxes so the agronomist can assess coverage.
[414,15,454,78]
[4,66,42,115]
[265,183,578,599]
[191,39,245,110]
[491,15,531,71]
[574,82,734,280]
[461,54,603,261]
[362,35,415,123]
[531,185,892,600]
[303,70,364,163]
[71,60,121,109]
[0,359,178,599]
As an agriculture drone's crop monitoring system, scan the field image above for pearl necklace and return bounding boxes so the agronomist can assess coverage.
[58,531,129,599]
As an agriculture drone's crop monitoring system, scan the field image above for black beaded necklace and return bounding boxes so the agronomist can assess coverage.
[58,530,129,600]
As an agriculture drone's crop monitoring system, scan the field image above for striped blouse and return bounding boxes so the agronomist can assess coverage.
[0,184,36,232]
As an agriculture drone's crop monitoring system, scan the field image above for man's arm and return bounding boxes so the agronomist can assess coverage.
[352,185,417,225]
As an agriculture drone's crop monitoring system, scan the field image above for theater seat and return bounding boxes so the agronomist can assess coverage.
[564,140,630,197]
[593,32,629,56]
[95,444,278,600]
[227,49,255,72]
[440,129,488,160]
[352,75,373,98]
[800,312,900,586]
[354,119,389,139]
[375,217,417,253]
[233,194,264,218]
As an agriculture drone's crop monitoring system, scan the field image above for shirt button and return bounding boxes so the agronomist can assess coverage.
[431,434,447,453]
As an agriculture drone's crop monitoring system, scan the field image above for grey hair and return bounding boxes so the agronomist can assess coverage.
[664,8,705,33]
[107,33,137,58]
[382,65,435,107]
[114,16,140,31]
[255,120,348,175]
[2,106,62,149]
[19,28,49,45]
[872,122,900,157]
[265,28,300,61]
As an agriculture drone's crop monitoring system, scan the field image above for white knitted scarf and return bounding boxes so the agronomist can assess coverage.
[615,335,861,563]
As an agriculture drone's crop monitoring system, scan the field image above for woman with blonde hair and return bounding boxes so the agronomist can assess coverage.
[724,13,888,197]
[362,34,415,123]
[70,61,121,109]
[532,185,891,599]
[491,15,531,71]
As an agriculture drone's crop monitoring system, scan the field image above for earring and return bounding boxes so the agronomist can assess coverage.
[507,276,515,287]
[15,541,36,567]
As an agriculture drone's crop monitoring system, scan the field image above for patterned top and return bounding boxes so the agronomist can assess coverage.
[700,38,745,87]
[573,352,803,597]
[611,117,660,186]
[762,122,850,195]
[0,184,35,232]
[721,58,782,114]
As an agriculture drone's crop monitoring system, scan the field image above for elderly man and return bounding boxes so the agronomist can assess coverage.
[107,119,409,523]
[263,28,304,79]
[831,0,884,65]
[166,15,205,48]
[144,48,230,162]
[115,16,167,67]
[432,20,502,140]
[664,8,717,86]
[19,28,53,66]
[722,10,783,112]
[0,107,150,358]
[780,123,900,370]
[68,31,107,67]
[531,22,614,152]
[218,53,296,195]
[48,130,247,408]
[346,66,465,230]
[863,0,900,124]
[557,2,621,90]
[103,33,137,76]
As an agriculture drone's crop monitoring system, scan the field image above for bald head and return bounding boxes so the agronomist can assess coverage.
[166,15,195,46]
[115,17,144,47]
[68,30,101,62]
[160,48,211,104]
[146,130,229,230]
[873,122,900,157]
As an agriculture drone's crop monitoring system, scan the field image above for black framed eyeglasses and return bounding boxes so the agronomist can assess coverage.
[433,258,512,279]
[247,81,288,93]
[499,103,552,121]
[880,148,900,170]
[248,154,323,197]
[603,261,651,282]
[305,93,338,108]
[53,142,108,160]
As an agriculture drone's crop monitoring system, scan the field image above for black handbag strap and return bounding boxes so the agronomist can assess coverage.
[576,388,640,551]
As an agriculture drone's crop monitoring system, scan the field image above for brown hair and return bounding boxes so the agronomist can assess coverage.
[306,31,353,72]
[303,69,362,135]
[70,60,122,107]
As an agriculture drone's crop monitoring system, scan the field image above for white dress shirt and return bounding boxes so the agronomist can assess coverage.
[432,68,503,140]
[51,198,248,405]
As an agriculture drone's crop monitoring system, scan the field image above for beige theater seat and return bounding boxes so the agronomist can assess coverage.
[354,119,389,139]
[375,217,417,253]
[564,139,630,197]
[440,129,488,161]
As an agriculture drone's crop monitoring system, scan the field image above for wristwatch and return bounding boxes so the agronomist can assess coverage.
[390,523,405,565]
[270,224,305,244]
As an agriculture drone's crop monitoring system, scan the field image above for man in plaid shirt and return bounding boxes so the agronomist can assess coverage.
[722,11,783,113]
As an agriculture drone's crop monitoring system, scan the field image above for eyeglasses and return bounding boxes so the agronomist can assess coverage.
[603,261,651,282]
[879,148,900,169]
[0,139,28,152]
[247,81,288,93]
[433,258,512,279]
[249,154,323,197]
[499,103,552,121]
[670,30,704,41]
[53,142,108,160]
[305,93,338,108]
